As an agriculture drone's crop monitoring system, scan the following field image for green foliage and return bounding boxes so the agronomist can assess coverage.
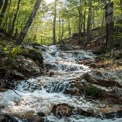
[0,0,122,44]
[115,24,122,29]
[84,85,102,98]
[114,24,122,41]
[3,46,21,58]
[0,41,6,46]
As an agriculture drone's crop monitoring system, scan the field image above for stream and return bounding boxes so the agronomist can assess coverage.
[0,45,122,122]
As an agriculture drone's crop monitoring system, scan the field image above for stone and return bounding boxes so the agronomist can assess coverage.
[0,114,18,122]
[64,81,84,96]
[84,84,103,99]
[51,103,72,117]
[16,58,41,77]
[11,70,25,80]
[77,108,95,117]
[20,48,43,68]
[33,112,45,122]
[82,70,122,88]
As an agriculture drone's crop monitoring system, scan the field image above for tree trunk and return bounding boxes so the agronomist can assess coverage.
[0,0,9,25]
[16,0,41,45]
[87,7,92,43]
[61,19,64,40]
[0,0,8,16]
[52,0,57,44]
[9,0,21,36]
[83,5,86,47]
[58,16,60,40]
[13,28,18,38]
[120,0,122,10]
[2,0,11,30]
[119,0,122,23]
[105,1,114,49]
[68,18,71,37]
[92,11,95,29]
[0,0,4,10]
[78,9,82,44]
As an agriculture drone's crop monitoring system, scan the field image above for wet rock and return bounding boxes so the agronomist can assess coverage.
[20,48,43,68]
[89,62,111,69]
[33,112,45,122]
[47,80,84,95]
[91,50,105,55]
[77,109,95,117]
[97,108,122,119]
[89,63,97,68]
[101,88,122,104]
[11,70,25,80]
[58,44,74,51]
[0,46,44,81]
[104,95,122,104]
[47,71,55,77]
[82,70,122,103]
[51,103,72,117]
[84,84,103,99]
[103,110,122,119]
[0,55,41,81]
[44,63,58,71]
[47,82,69,93]
[64,81,84,96]
[16,58,41,77]
[82,70,122,88]
[0,114,18,122]
[47,70,59,77]
[79,60,93,65]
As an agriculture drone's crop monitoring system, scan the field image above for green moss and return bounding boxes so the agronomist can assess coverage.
[114,24,122,28]
[20,48,43,65]
[0,41,6,47]
[84,85,102,98]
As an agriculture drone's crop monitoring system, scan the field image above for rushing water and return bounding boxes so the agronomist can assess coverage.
[0,45,122,122]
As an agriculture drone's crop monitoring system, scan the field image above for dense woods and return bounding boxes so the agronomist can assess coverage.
[0,0,121,47]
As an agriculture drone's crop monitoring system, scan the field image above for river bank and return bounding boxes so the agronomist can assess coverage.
[0,44,122,122]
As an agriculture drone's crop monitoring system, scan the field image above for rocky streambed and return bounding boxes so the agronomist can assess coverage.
[0,44,122,122]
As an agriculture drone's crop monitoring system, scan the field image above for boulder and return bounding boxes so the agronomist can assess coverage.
[82,70,122,88]
[84,84,103,99]
[0,114,18,122]
[101,87,122,104]
[58,44,74,51]
[64,81,84,96]
[33,112,45,122]
[51,103,72,117]
[20,48,43,68]
[16,58,41,77]
[77,108,95,117]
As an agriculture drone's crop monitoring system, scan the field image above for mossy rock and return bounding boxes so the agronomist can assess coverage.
[84,85,103,98]
[0,55,42,80]
[20,48,43,67]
